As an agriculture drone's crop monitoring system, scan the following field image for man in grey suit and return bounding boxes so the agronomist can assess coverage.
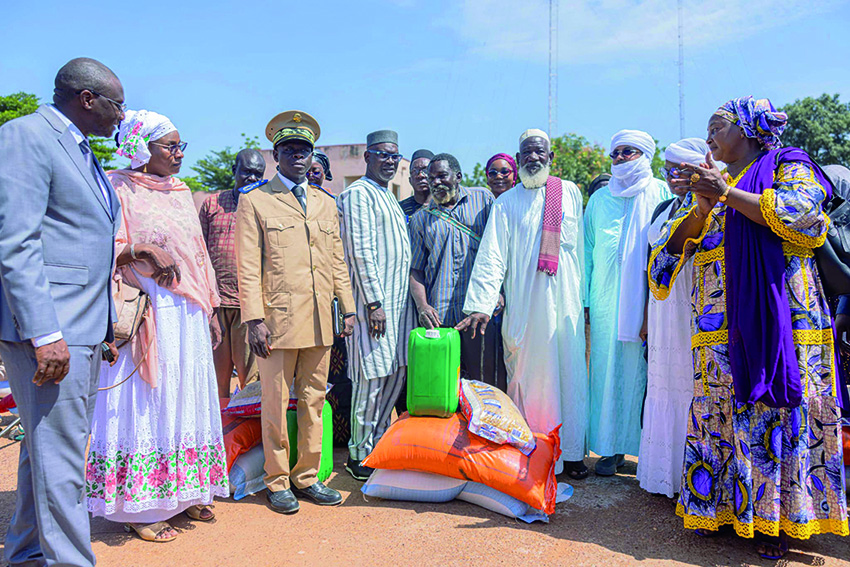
[0,58,124,567]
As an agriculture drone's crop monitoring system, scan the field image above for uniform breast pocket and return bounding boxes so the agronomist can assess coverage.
[266,217,296,248]
[560,213,578,252]
[317,220,335,249]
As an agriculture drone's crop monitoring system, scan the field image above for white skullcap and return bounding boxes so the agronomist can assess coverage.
[665,137,710,165]
[610,129,655,157]
[519,128,550,145]
[116,109,178,168]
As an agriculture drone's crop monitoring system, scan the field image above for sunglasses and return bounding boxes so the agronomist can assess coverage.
[487,168,513,178]
[150,141,188,154]
[366,149,403,161]
[609,147,641,160]
[660,166,682,178]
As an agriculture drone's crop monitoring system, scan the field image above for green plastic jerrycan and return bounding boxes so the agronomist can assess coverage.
[407,327,460,417]
[286,399,333,482]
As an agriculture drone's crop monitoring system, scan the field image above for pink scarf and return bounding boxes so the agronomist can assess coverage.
[108,170,221,387]
[537,176,563,275]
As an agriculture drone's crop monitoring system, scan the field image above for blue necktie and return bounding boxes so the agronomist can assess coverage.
[79,139,111,211]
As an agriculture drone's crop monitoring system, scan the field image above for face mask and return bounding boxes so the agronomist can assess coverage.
[611,156,651,183]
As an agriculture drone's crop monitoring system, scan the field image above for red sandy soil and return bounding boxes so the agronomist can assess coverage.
[0,422,846,567]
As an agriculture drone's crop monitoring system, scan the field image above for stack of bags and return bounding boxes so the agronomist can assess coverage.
[361,328,570,522]
[221,382,334,500]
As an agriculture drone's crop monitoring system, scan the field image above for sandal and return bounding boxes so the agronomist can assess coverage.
[185,504,215,522]
[123,522,177,543]
[563,460,589,480]
[755,536,788,560]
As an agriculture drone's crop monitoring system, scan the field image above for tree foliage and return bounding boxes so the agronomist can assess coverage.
[780,93,850,166]
[189,134,262,192]
[0,91,118,167]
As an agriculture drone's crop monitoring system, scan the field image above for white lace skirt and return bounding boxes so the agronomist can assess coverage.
[86,276,228,523]
[636,261,693,498]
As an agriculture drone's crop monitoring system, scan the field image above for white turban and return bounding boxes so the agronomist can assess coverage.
[665,137,709,165]
[116,109,178,168]
[609,129,655,157]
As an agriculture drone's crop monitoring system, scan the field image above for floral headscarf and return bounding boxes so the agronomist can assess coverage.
[716,96,787,150]
[116,109,177,168]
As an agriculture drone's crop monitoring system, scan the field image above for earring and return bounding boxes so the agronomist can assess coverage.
[143,164,148,173]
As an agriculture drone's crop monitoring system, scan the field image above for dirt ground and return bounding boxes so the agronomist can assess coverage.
[0,420,847,567]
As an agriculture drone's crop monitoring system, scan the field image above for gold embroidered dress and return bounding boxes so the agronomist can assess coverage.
[648,161,848,539]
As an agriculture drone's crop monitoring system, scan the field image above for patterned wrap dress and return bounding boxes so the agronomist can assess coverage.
[648,160,848,539]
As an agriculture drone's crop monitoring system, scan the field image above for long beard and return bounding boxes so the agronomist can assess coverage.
[518,164,550,189]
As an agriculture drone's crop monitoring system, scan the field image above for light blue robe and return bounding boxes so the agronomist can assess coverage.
[584,179,671,456]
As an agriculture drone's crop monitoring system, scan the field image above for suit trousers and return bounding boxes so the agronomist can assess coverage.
[257,346,330,492]
[0,340,99,567]
[349,365,406,461]
[459,315,508,392]
[213,307,259,397]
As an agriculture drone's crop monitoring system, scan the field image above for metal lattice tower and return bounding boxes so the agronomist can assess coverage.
[677,0,685,138]
[549,0,558,138]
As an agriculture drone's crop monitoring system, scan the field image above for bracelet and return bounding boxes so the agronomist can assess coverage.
[366,301,382,312]
[718,185,732,203]
[130,243,138,259]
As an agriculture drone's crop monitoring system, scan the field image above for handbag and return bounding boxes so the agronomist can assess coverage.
[112,277,150,348]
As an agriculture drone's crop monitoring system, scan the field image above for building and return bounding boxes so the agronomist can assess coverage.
[259,143,413,199]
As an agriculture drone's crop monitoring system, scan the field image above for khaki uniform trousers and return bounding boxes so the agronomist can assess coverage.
[257,345,330,492]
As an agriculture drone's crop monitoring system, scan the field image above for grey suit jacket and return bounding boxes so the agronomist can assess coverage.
[0,105,121,346]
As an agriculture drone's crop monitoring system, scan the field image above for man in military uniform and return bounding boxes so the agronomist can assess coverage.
[235,110,355,514]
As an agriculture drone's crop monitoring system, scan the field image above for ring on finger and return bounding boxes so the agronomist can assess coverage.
[690,173,700,184]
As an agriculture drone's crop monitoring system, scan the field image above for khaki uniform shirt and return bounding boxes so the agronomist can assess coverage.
[235,174,354,350]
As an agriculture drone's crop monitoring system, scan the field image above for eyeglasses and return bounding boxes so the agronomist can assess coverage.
[76,89,127,113]
[150,141,188,154]
[609,147,642,160]
[660,166,682,179]
[487,168,513,178]
[366,150,403,162]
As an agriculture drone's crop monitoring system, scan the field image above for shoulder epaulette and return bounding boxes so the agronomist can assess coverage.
[309,183,336,199]
[239,179,268,194]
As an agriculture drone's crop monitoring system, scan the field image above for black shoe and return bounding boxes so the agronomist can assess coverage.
[345,457,373,481]
[266,488,300,514]
[291,482,343,506]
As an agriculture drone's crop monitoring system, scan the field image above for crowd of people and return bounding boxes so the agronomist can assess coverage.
[0,56,848,566]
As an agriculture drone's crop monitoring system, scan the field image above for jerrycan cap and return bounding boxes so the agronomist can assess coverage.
[425,329,441,339]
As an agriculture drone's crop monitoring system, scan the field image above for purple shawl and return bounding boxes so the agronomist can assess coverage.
[725,148,832,408]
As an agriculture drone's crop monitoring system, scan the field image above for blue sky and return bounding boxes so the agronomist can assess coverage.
[2,0,849,174]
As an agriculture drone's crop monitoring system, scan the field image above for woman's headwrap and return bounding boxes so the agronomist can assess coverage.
[586,173,611,197]
[116,109,177,168]
[486,152,518,185]
[716,96,787,150]
[824,164,850,202]
[312,150,333,181]
[665,137,710,165]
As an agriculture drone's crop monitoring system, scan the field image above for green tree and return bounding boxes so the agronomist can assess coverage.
[189,133,262,192]
[461,162,487,188]
[0,91,117,167]
[550,133,611,203]
[780,93,850,166]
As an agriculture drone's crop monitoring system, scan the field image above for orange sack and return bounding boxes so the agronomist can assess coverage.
[362,413,561,514]
[220,398,263,473]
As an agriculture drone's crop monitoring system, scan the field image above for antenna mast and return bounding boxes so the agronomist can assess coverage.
[549,0,558,138]
[677,0,685,138]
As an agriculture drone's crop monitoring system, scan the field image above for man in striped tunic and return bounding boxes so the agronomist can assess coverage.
[337,129,415,480]
[408,153,506,390]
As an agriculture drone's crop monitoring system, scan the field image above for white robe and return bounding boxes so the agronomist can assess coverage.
[463,179,588,461]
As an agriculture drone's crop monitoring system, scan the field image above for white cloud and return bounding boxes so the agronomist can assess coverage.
[445,0,847,63]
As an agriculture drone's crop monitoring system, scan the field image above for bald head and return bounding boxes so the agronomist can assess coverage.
[53,58,120,104]
[232,148,267,191]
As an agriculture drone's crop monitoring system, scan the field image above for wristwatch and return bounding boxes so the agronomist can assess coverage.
[366,301,382,312]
